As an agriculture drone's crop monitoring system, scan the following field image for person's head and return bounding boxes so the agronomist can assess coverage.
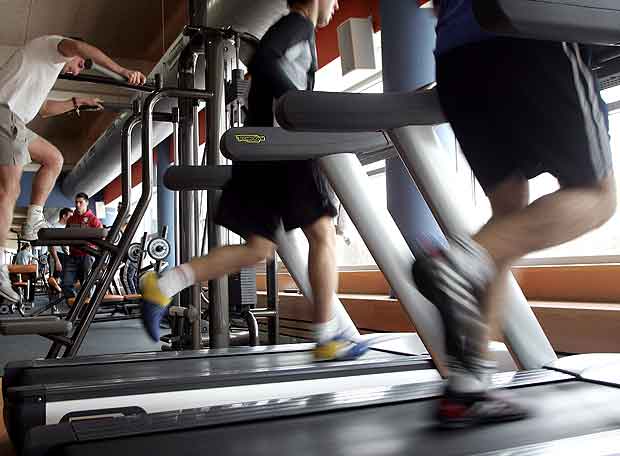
[288,0,339,28]
[21,243,31,252]
[59,207,73,224]
[62,56,86,76]
[74,193,89,215]
[61,37,86,76]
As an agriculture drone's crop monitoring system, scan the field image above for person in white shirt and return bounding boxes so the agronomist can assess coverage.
[15,244,37,266]
[0,36,146,303]
[48,207,73,279]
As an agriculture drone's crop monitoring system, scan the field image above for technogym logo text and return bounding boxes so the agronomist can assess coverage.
[235,134,266,144]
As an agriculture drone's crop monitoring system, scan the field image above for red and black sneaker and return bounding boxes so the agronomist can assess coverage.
[436,390,530,429]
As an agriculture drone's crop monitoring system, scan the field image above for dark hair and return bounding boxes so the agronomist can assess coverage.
[59,208,73,219]
[75,192,89,201]
[287,0,309,8]
[20,243,31,251]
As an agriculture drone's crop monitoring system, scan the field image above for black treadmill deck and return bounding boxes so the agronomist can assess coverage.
[26,370,620,456]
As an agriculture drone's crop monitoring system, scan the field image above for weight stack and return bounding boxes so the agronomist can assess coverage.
[228,266,257,315]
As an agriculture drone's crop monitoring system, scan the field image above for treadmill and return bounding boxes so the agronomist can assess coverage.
[3,339,441,449]
[22,366,620,455]
[5,124,471,451]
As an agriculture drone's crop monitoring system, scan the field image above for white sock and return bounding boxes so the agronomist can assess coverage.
[447,357,496,394]
[313,318,340,344]
[158,264,196,298]
[26,205,44,223]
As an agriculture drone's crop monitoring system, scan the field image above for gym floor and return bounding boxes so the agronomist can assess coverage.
[0,318,162,376]
[0,299,164,455]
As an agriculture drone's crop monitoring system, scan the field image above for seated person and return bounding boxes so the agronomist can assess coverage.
[14,243,37,265]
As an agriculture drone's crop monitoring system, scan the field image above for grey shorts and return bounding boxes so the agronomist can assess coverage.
[0,104,38,166]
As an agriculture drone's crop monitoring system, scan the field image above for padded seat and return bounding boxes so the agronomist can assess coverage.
[124,294,142,300]
[0,317,71,336]
[37,228,108,241]
[8,264,37,274]
[164,165,232,191]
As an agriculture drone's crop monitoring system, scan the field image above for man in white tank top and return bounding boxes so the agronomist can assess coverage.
[0,35,145,303]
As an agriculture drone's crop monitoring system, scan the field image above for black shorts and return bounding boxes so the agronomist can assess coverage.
[436,38,612,194]
[214,160,338,242]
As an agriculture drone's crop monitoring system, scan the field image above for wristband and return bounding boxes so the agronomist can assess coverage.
[72,97,80,117]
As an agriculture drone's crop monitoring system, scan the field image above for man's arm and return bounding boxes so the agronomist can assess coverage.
[58,39,146,85]
[91,216,103,229]
[49,246,61,271]
[39,97,103,118]
[250,18,314,98]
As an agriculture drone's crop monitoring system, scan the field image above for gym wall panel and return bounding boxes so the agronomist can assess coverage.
[259,266,620,303]
[315,0,381,68]
[513,265,620,303]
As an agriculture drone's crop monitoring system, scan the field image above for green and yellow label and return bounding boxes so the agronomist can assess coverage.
[235,134,266,144]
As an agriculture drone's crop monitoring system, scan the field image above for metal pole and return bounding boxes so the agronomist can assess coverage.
[177,40,203,350]
[57,73,157,92]
[205,34,230,348]
[319,153,448,374]
[63,112,145,357]
[389,125,557,369]
[170,107,181,309]
[265,255,279,345]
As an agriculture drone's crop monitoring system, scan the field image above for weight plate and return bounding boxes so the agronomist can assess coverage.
[39,255,48,265]
[127,243,142,263]
[0,304,10,314]
[147,238,170,260]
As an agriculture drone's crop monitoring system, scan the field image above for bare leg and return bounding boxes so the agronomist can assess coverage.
[475,174,616,267]
[303,216,338,324]
[141,235,276,342]
[27,137,63,207]
[0,165,23,302]
[187,235,276,283]
[0,165,22,248]
[477,175,530,349]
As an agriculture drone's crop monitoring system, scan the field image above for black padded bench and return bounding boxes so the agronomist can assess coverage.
[0,317,72,336]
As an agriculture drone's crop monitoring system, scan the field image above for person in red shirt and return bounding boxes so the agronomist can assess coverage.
[61,192,103,300]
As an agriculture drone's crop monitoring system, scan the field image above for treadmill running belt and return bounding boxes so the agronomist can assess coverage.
[6,348,412,391]
[35,381,620,456]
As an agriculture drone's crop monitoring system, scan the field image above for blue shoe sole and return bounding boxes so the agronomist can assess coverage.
[141,300,167,342]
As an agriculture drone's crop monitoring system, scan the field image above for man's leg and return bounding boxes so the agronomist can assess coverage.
[475,174,616,267]
[140,235,276,341]
[476,175,530,353]
[23,137,64,241]
[304,216,368,361]
[303,216,338,324]
[0,164,23,303]
[61,256,79,301]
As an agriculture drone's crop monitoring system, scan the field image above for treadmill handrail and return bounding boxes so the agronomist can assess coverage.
[275,87,445,133]
[472,0,620,46]
[164,165,233,191]
[220,128,393,161]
